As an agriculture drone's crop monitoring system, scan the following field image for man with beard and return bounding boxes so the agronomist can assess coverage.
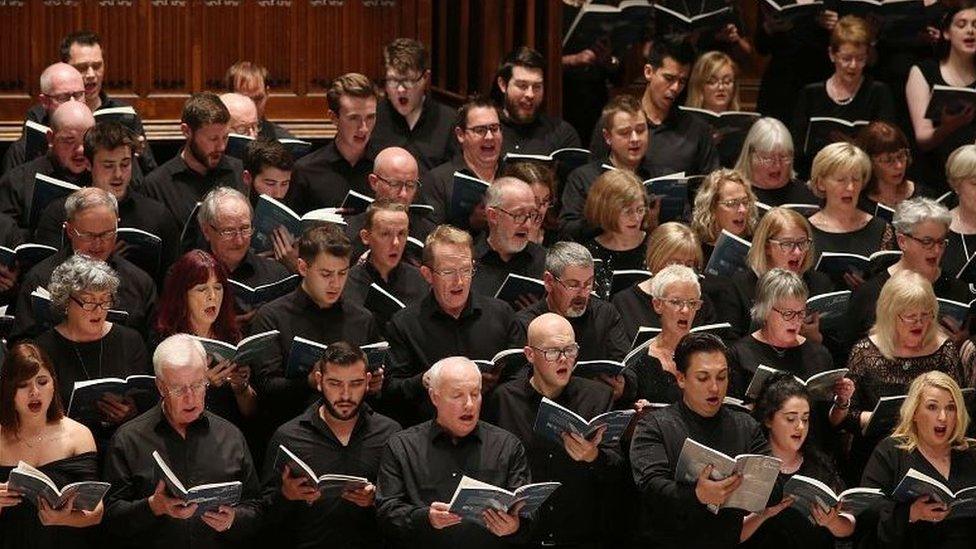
[514,242,630,402]
[261,342,401,549]
[494,47,581,156]
[470,177,546,301]
[372,39,457,173]
[143,92,245,233]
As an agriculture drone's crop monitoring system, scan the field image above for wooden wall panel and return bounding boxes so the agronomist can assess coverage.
[92,2,140,91]
[0,3,32,94]
[147,1,192,92]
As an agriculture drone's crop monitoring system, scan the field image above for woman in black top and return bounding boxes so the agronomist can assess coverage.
[807,142,896,290]
[0,342,104,549]
[906,2,976,190]
[582,169,649,299]
[684,50,746,167]
[792,15,896,176]
[944,144,976,277]
[861,371,976,548]
[691,168,758,265]
[734,117,819,210]
[855,122,936,216]
[741,376,854,548]
[33,255,150,446]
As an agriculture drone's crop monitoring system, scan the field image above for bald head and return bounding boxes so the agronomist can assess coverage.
[50,101,95,133]
[39,63,85,116]
[375,147,419,175]
[527,313,574,347]
[524,313,577,395]
[369,146,421,204]
[220,92,259,137]
[47,102,95,175]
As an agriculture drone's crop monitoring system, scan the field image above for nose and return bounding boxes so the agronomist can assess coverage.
[392,233,402,247]
[736,202,748,212]
[938,408,948,422]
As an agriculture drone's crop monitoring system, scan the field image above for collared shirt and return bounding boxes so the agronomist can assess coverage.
[141,153,244,232]
[10,248,157,341]
[419,155,499,228]
[589,107,719,178]
[222,247,293,313]
[375,420,530,549]
[514,296,630,363]
[384,292,520,426]
[500,112,581,156]
[249,286,382,424]
[285,141,375,214]
[343,207,436,262]
[102,404,262,549]
[344,260,428,327]
[483,373,620,545]
[0,154,92,236]
[470,235,546,300]
[371,97,458,173]
[261,402,402,549]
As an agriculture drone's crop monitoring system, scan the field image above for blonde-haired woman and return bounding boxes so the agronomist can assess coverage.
[861,371,976,546]
[685,51,744,167]
[808,141,895,290]
[691,168,758,264]
[944,144,976,277]
[583,169,650,299]
[734,117,818,208]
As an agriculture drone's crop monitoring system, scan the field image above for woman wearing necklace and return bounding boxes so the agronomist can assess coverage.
[906,1,976,189]
[791,15,895,177]
[740,375,855,549]
[942,144,976,277]
[861,371,976,548]
[855,122,936,216]
[0,342,104,549]
[33,255,149,446]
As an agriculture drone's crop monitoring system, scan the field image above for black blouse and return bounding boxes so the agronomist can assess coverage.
[915,59,976,188]
[811,216,896,290]
[625,352,682,408]
[610,281,719,344]
[942,229,976,280]
[584,234,648,300]
[727,334,835,401]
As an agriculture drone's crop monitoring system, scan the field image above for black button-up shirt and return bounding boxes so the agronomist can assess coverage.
[344,260,428,327]
[470,235,546,300]
[142,153,244,231]
[249,286,382,423]
[375,420,530,549]
[102,404,263,549]
[0,154,91,237]
[514,296,631,363]
[286,142,375,214]
[371,97,458,173]
[383,292,519,426]
[500,112,581,156]
[484,373,621,545]
[258,118,295,140]
[261,402,402,549]
[419,155,499,228]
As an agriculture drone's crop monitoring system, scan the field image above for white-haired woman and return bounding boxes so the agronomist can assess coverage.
[944,144,976,277]
[734,117,818,208]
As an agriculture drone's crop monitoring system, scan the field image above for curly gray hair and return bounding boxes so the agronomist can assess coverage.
[47,254,120,316]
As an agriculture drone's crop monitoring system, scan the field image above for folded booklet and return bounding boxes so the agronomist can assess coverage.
[675,438,781,513]
[193,330,280,367]
[273,445,369,495]
[447,475,561,527]
[783,474,882,522]
[892,467,976,519]
[533,396,636,445]
[6,461,110,511]
[743,365,849,401]
[153,450,242,514]
[66,375,159,427]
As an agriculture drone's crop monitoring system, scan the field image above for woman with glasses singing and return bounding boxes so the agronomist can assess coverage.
[33,255,150,444]
[943,144,976,277]
[734,118,819,210]
[855,122,935,216]
[583,169,650,299]
[691,168,758,264]
[683,51,745,167]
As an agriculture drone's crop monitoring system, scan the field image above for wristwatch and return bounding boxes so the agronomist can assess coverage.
[832,395,850,409]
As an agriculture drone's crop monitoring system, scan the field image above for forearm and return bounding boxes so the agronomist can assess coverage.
[234,386,258,418]
[740,512,768,542]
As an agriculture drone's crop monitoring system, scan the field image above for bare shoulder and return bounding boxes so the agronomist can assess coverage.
[61,418,97,454]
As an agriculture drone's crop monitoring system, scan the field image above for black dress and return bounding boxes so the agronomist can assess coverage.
[861,436,976,549]
[856,181,937,219]
[914,59,976,190]
[752,179,820,210]
[0,452,99,549]
[625,352,682,408]
[942,230,976,280]
[811,216,896,290]
[729,268,834,336]
[584,234,648,300]
[610,281,720,344]
[727,334,835,401]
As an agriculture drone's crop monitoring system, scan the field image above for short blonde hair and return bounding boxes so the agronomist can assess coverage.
[751,268,808,325]
[747,208,815,275]
[892,371,971,452]
[584,169,645,233]
[422,224,473,267]
[808,142,872,199]
[734,117,795,182]
[685,51,740,111]
[649,264,700,299]
[691,169,757,244]
[870,271,938,360]
[946,144,976,187]
[830,15,873,52]
[645,222,703,273]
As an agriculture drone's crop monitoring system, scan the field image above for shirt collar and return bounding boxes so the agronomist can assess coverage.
[151,402,211,437]
[429,419,482,444]
[421,290,479,320]
[295,284,343,312]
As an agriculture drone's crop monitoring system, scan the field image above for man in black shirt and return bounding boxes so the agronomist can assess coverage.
[630,333,772,548]
[471,176,546,300]
[494,47,581,156]
[383,225,520,427]
[224,61,296,140]
[343,146,435,261]
[103,334,263,549]
[0,100,94,237]
[376,356,529,549]
[484,313,620,548]
[220,92,260,138]
[262,342,402,549]
[588,38,719,179]
[372,38,457,173]
[286,73,377,213]
[250,223,383,428]
[143,92,245,233]
[10,187,156,340]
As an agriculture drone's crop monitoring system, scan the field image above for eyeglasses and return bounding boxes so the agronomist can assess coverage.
[530,344,580,362]
[660,298,703,311]
[428,265,476,278]
[902,233,949,250]
[384,74,425,89]
[752,153,793,167]
[554,275,595,292]
[69,295,114,311]
[465,123,502,137]
[495,207,541,225]
[210,224,254,240]
[69,227,117,243]
[231,123,259,136]
[165,380,209,398]
[875,149,911,167]
[772,307,807,321]
[718,197,751,209]
[47,90,85,103]
[705,77,734,88]
[769,238,812,252]
[374,173,422,192]
[898,312,934,325]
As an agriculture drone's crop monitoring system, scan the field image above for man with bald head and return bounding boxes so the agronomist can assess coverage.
[344,146,435,260]
[376,356,530,549]
[0,100,94,236]
[1,62,85,173]
[470,176,545,301]
[484,312,621,548]
[220,93,260,138]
